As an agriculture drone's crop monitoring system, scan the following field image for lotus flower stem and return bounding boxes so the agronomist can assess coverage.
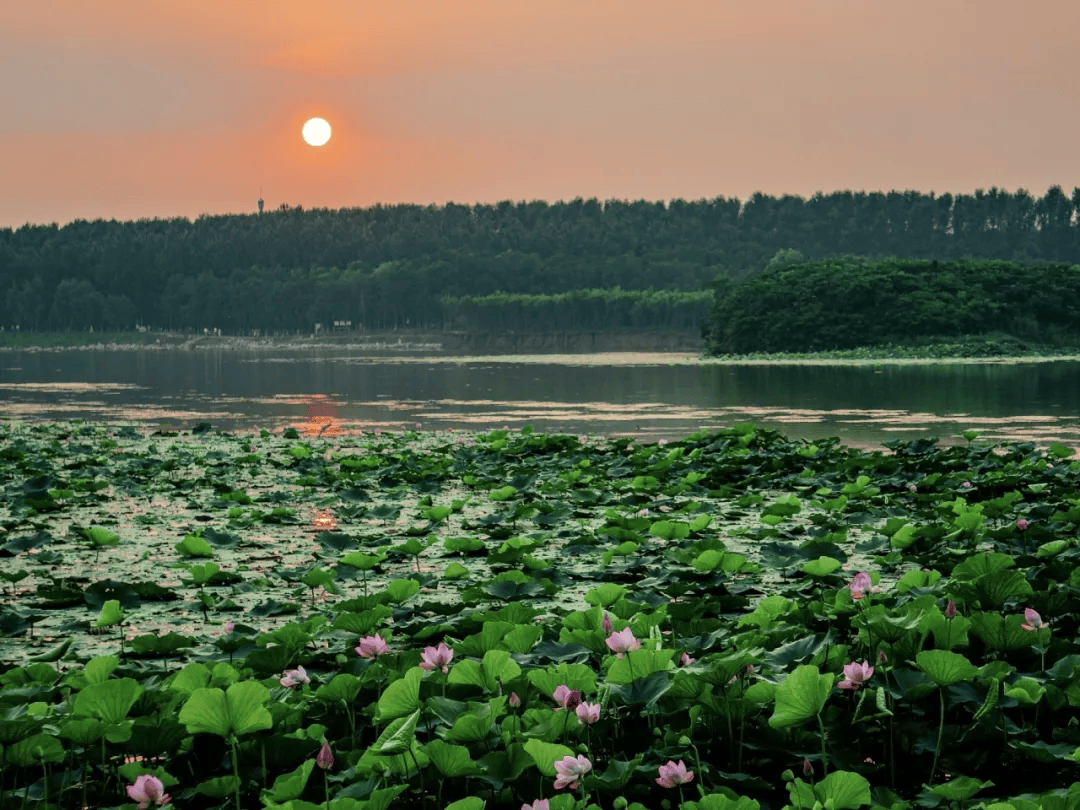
[231,740,242,810]
[816,712,828,778]
[929,688,945,784]
[407,747,425,809]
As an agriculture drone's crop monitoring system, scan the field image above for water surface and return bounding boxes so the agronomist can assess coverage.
[2,348,1079,449]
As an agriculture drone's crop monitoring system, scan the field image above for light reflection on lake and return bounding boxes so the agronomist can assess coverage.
[1,349,1079,450]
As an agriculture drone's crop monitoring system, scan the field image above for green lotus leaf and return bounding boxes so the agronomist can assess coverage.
[916,650,979,687]
[1004,677,1045,705]
[584,582,627,607]
[523,738,575,777]
[369,709,421,756]
[816,770,872,809]
[315,673,362,704]
[187,562,220,584]
[73,678,142,724]
[83,527,120,547]
[801,557,842,577]
[929,776,994,801]
[176,534,214,558]
[527,663,597,697]
[423,739,481,778]
[376,666,422,721]
[606,648,675,685]
[179,681,272,739]
[445,798,486,810]
[384,578,420,604]
[95,599,124,627]
[338,551,386,570]
[6,733,65,766]
[769,665,834,729]
[264,759,315,802]
[448,649,521,693]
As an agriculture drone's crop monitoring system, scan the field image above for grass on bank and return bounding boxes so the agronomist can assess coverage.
[707,333,1080,361]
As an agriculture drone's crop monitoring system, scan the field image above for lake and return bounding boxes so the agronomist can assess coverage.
[1,347,1079,450]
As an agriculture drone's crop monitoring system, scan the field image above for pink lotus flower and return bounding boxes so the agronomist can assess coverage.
[356,635,390,659]
[223,621,235,634]
[803,757,814,776]
[126,774,171,808]
[907,483,917,493]
[962,481,972,489]
[605,627,640,658]
[1016,518,1030,531]
[849,571,872,600]
[553,685,582,711]
[553,754,592,790]
[658,438,669,446]
[945,600,957,619]
[679,652,696,666]
[316,742,334,770]
[279,665,310,689]
[576,702,601,725]
[509,691,521,708]
[838,660,874,690]
[602,613,613,635]
[1021,608,1046,631]
[522,801,550,810]
[655,759,695,788]
[419,642,454,673]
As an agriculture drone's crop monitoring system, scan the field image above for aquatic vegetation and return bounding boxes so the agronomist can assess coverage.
[2,419,1080,808]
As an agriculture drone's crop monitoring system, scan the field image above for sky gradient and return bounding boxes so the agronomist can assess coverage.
[2,1,1077,227]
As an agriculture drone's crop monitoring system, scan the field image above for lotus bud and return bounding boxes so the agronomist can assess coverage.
[945,599,957,619]
[803,757,814,776]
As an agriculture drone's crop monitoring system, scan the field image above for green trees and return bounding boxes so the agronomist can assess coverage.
[441,288,712,332]
[0,186,1079,334]
[703,257,1080,354]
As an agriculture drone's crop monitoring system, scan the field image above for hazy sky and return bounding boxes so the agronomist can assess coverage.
[2,1,1077,227]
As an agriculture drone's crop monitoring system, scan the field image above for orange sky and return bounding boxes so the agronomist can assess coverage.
[2,0,1077,227]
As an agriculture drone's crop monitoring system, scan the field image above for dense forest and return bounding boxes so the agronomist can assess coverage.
[703,257,1080,354]
[443,288,711,332]
[1,185,1079,334]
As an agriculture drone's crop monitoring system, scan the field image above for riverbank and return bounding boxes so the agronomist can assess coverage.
[0,328,705,354]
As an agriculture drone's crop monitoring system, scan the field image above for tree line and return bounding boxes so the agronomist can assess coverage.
[703,257,1080,354]
[442,288,712,332]
[2,186,1078,333]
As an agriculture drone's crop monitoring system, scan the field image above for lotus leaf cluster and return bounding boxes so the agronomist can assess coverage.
[1,419,1079,809]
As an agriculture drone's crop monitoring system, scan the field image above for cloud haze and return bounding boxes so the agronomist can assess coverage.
[2,0,1076,226]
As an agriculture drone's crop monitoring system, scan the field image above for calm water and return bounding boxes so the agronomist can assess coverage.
[1,348,1079,449]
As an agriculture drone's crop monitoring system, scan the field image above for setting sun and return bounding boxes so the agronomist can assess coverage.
[301,117,332,147]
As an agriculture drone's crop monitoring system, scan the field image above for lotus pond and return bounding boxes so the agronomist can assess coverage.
[2,419,1080,810]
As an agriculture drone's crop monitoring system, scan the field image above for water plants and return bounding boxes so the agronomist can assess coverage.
[2,419,1080,808]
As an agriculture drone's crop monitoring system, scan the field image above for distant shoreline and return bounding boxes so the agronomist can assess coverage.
[0,329,705,355]
[2,330,1079,366]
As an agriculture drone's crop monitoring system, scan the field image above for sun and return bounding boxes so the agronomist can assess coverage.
[302,117,332,147]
